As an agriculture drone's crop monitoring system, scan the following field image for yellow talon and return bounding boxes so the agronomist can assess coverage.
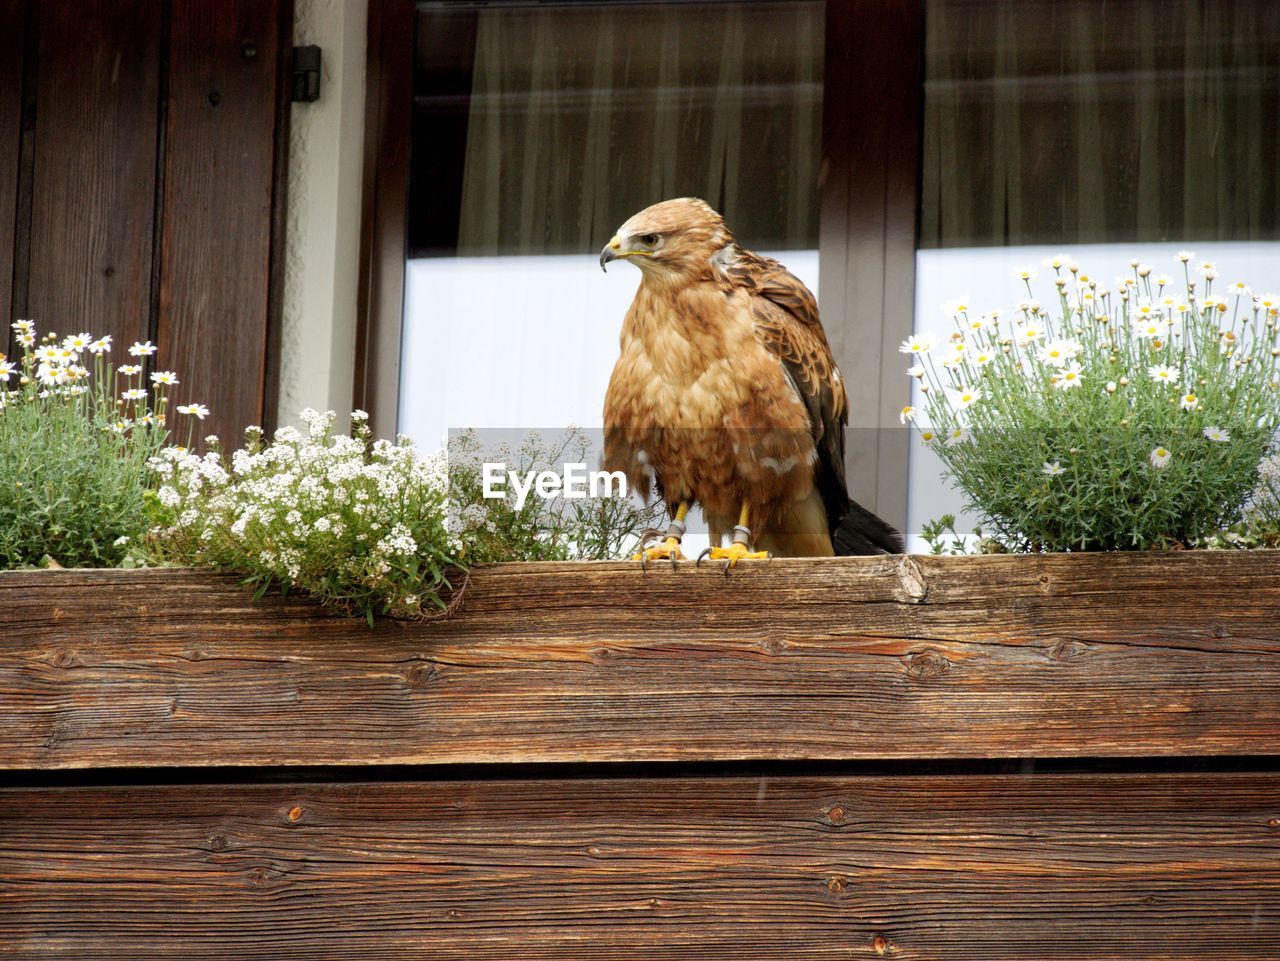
[697,541,770,573]
[633,536,685,569]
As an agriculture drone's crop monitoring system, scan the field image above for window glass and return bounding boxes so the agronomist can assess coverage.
[401,1,824,450]
[910,0,1280,544]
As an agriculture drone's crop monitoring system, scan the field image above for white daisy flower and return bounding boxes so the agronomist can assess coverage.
[906,364,925,378]
[1038,338,1082,368]
[1154,273,1173,287]
[1042,461,1065,476]
[62,332,93,353]
[1148,364,1179,386]
[88,336,112,355]
[1203,426,1230,443]
[118,364,142,376]
[944,385,983,410]
[177,402,211,420]
[971,350,994,367]
[944,427,971,447]
[1149,446,1172,468]
[150,370,179,386]
[1256,293,1280,312]
[1016,324,1043,344]
[1197,260,1217,276]
[1228,281,1252,297]
[1053,363,1084,390]
[919,429,937,444]
[941,295,972,315]
[899,405,916,424]
[1179,391,1199,411]
[121,387,147,401]
[1012,265,1037,281]
[1041,253,1075,270]
[899,333,934,355]
[1176,250,1195,263]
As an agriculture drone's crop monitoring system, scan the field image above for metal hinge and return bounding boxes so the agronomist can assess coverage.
[291,45,322,103]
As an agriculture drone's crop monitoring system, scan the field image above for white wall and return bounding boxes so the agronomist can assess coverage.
[277,0,368,431]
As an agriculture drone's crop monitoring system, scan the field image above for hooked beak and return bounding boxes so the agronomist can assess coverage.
[599,235,623,272]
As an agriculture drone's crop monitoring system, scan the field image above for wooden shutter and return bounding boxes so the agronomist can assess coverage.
[2,0,290,445]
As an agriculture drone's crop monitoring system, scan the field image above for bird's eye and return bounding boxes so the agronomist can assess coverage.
[640,233,660,247]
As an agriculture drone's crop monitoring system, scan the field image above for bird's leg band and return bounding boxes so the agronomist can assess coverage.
[697,502,769,574]
[732,503,752,545]
[665,502,690,543]
[634,502,689,568]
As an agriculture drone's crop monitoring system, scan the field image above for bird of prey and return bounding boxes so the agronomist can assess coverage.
[600,197,904,568]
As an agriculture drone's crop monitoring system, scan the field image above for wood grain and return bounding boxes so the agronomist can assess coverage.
[0,0,21,338]
[3,552,1280,769]
[25,0,160,350]
[159,0,284,449]
[1,773,1277,958]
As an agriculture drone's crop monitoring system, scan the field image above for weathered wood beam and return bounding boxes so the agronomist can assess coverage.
[2,773,1278,959]
[3,552,1280,768]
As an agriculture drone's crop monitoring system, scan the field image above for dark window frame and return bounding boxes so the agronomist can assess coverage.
[354,0,922,529]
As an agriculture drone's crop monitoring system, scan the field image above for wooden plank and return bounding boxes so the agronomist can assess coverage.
[24,0,161,350]
[1,773,1278,958]
[3,552,1280,768]
[0,0,22,338]
[159,0,284,448]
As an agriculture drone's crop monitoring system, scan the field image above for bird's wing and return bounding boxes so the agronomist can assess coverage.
[724,249,850,531]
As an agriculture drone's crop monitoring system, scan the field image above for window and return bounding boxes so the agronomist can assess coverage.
[909,0,1280,542]
[400,1,824,451]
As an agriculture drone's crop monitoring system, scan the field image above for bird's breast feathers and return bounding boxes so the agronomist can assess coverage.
[606,284,805,431]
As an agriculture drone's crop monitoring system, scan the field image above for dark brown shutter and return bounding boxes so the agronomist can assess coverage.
[2,0,290,446]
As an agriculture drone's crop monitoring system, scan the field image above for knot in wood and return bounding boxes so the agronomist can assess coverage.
[286,806,304,823]
[1049,639,1089,661]
[905,650,950,680]
[208,834,228,851]
[403,663,438,688]
[826,805,846,824]
[826,876,844,893]
[895,556,928,603]
[873,934,889,955]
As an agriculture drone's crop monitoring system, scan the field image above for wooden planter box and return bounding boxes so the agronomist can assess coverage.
[3,553,1279,958]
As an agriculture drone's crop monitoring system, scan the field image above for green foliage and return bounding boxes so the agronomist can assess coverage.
[147,411,460,622]
[0,325,179,568]
[447,428,663,563]
[907,257,1280,551]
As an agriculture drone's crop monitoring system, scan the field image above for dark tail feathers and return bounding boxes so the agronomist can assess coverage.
[832,499,905,556]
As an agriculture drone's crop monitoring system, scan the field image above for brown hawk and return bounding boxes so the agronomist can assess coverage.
[600,198,904,568]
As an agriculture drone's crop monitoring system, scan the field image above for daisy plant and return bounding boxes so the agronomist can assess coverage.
[0,321,205,567]
[904,255,1280,551]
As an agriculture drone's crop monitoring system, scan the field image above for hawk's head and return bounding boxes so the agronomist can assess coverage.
[600,198,733,278]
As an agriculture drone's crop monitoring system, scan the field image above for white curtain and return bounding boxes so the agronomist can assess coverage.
[922,0,1280,248]
[456,2,823,256]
